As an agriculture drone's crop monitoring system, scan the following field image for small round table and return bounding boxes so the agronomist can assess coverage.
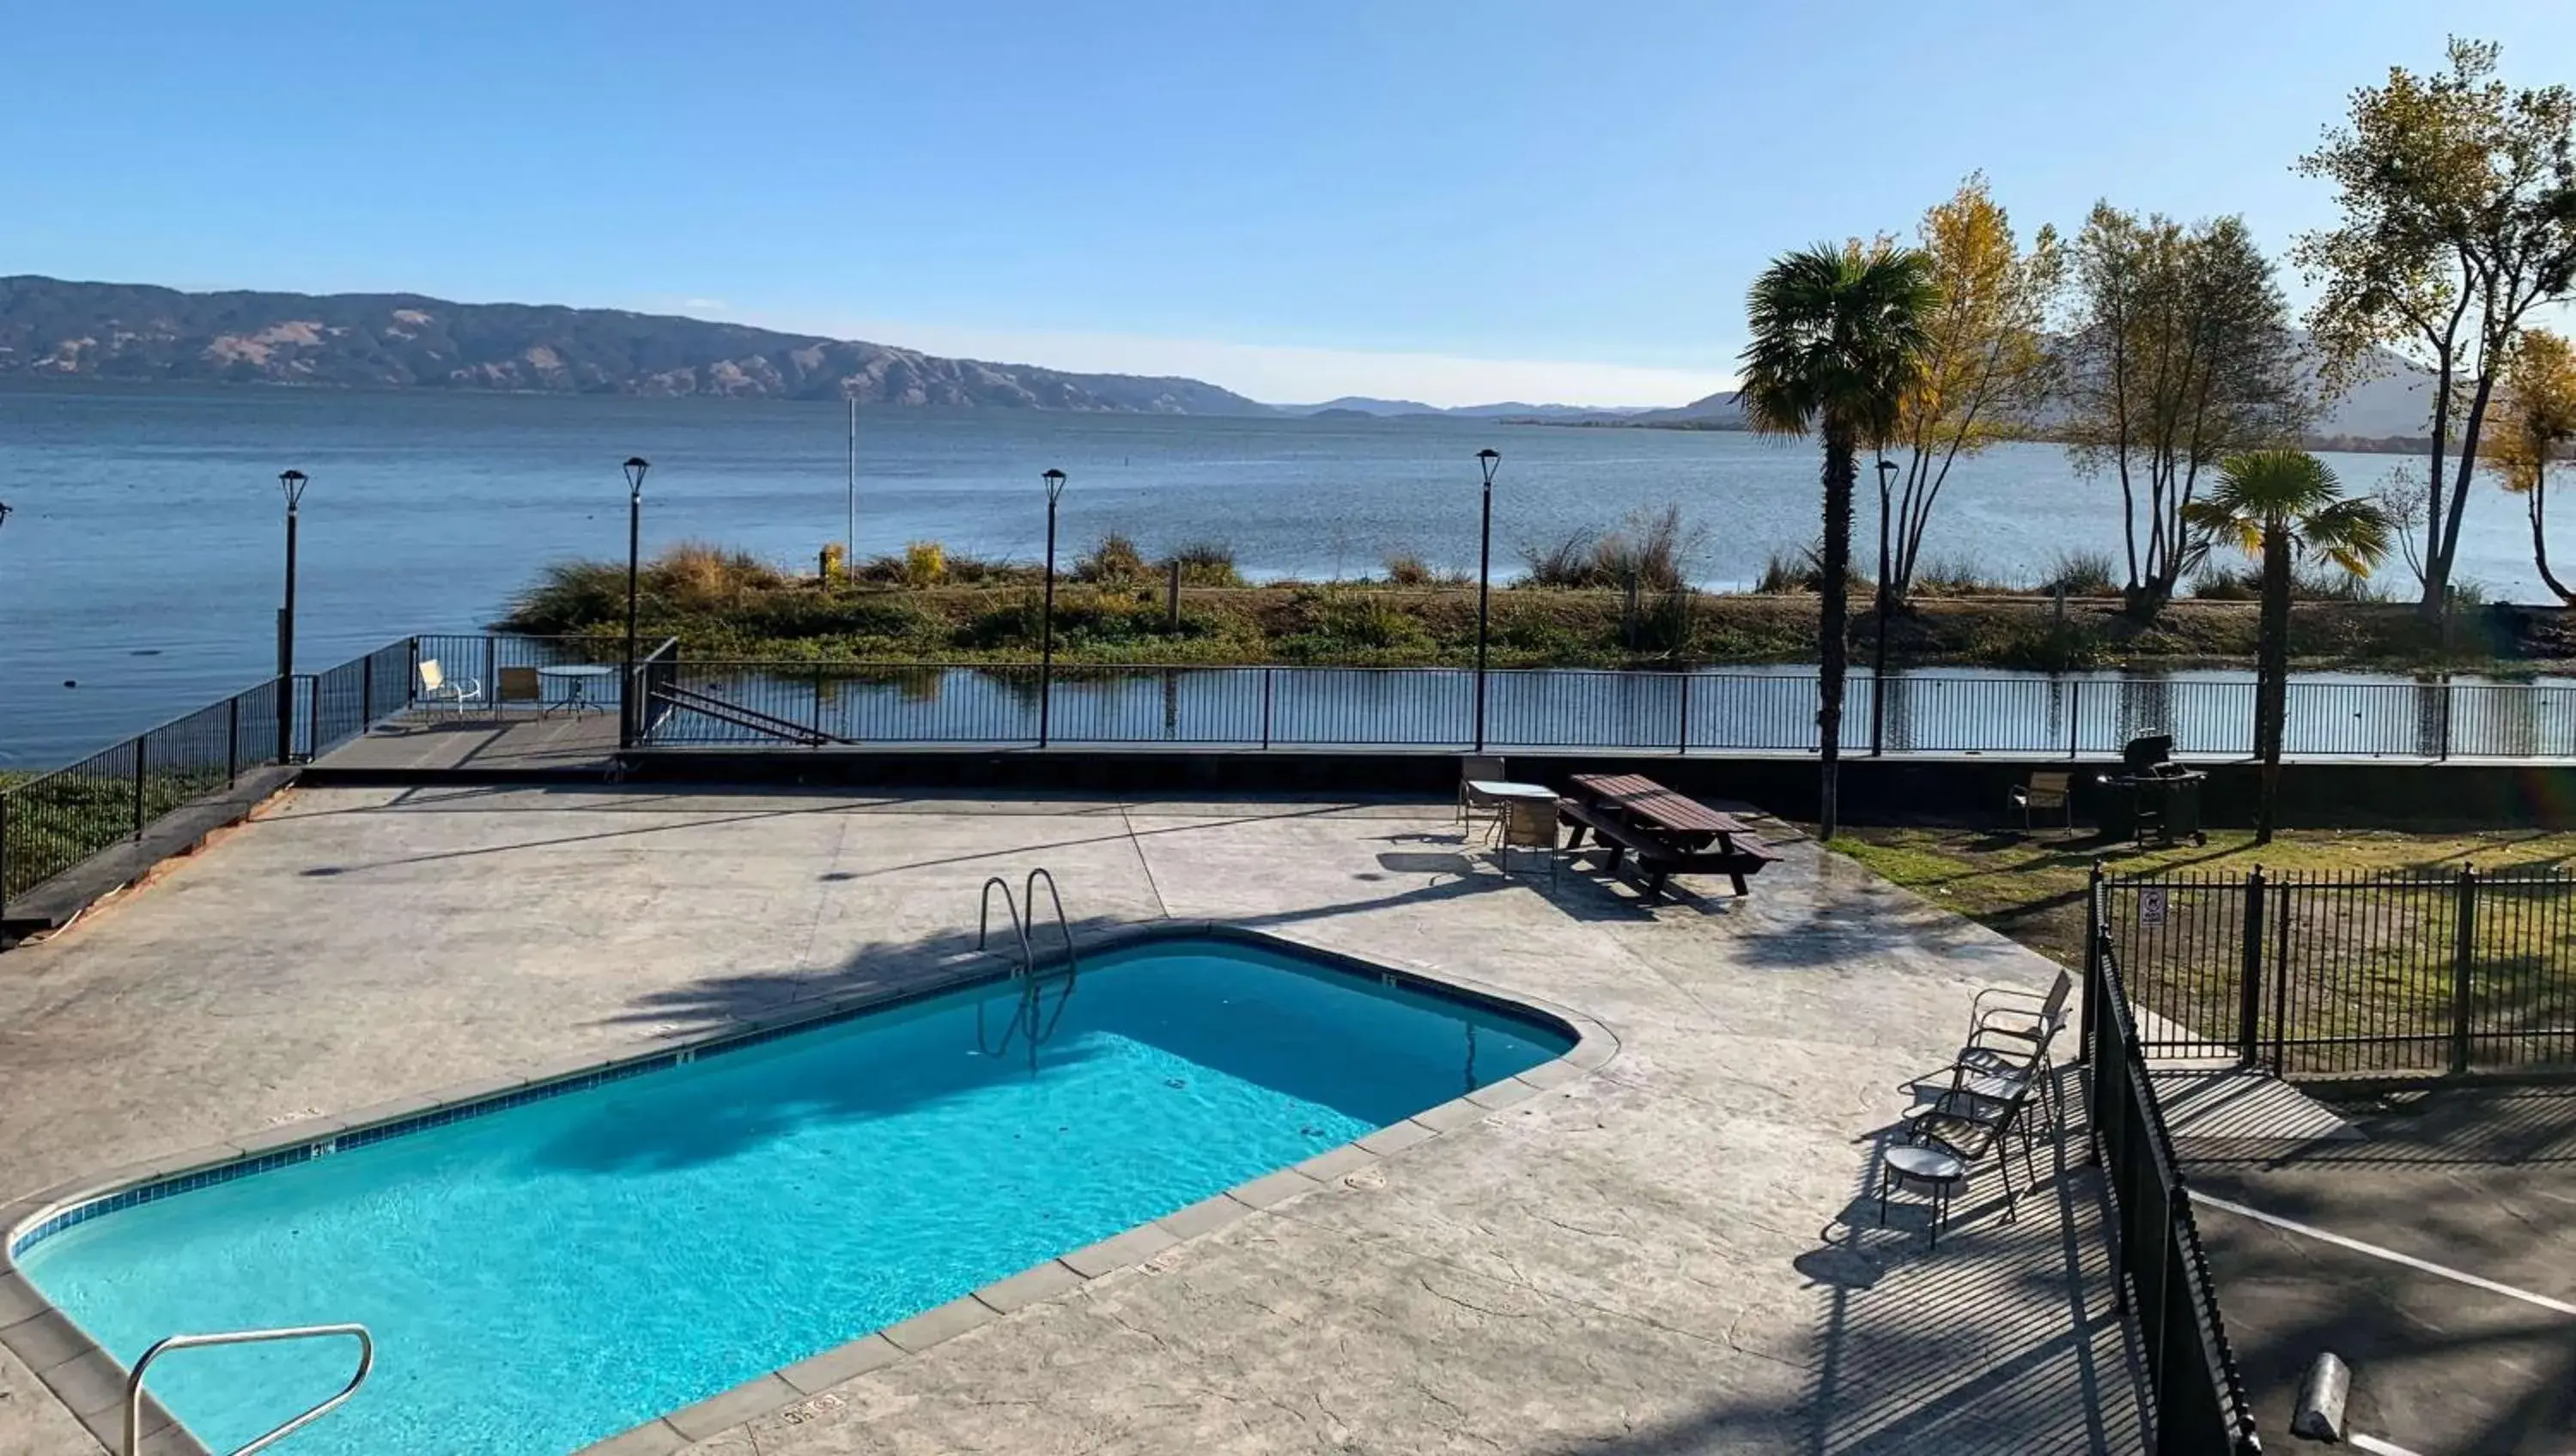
[536,664,617,718]
[1879,1142,1968,1248]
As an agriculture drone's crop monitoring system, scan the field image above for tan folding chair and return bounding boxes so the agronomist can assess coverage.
[496,665,544,715]
[2010,771,2073,832]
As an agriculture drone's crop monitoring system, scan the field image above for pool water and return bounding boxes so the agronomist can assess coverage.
[17,936,1571,1454]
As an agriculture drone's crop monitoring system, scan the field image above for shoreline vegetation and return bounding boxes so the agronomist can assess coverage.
[499,537,2573,674]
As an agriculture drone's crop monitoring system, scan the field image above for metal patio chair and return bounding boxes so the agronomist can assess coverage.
[1457,755,1509,834]
[416,658,480,716]
[1951,968,2073,1131]
[2009,770,2074,831]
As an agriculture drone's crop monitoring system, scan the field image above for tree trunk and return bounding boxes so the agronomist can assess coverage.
[1818,434,1856,839]
[2255,525,2291,845]
[2531,469,2576,605]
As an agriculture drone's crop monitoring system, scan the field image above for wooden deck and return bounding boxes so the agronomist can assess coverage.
[313,711,623,778]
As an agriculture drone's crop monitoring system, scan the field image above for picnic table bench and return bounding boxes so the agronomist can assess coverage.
[1558,773,1778,901]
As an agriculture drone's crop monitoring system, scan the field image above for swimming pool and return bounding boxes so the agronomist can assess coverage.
[11,931,1576,1454]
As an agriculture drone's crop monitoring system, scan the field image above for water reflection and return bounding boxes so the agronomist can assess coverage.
[650,664,2576,760]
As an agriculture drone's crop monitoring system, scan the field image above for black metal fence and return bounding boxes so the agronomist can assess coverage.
[2099,864,2576,1078]
[631,660,2576,759]
[0,639,421,919]
[2081,925,2264,1455]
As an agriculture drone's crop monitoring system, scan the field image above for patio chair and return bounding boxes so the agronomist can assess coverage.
[1895,1071,2045,1235]
[1492,794,1560,883]
[496,665,544,714]
[1458,755,1509,833]
[1962,968,2072,1056]
[416,658,480,716]
[2009,770,2074,831]
[1953,968,2073,1129]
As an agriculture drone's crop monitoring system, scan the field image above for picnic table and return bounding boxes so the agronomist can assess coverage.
[1558,773,1777,901]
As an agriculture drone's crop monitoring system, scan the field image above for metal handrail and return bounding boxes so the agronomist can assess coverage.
[975,876,1036,1059]
[125,1322,373,1455]
[976,875,1033,977]
[1021,867,1081,1041]
[1023,867,1078,980]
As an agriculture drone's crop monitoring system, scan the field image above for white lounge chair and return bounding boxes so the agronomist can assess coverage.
[417,658,481,716]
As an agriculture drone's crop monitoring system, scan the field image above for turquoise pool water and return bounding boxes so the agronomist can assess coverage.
[16,936,1570,1454]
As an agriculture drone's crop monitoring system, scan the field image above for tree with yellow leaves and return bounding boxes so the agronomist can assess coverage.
[1884,174,2063,610]
[2490,328,2576,603]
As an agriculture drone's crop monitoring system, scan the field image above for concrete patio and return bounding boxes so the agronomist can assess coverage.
[0,786,2142,1455]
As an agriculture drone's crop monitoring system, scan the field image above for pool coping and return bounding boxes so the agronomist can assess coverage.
[0,920,1616,1456]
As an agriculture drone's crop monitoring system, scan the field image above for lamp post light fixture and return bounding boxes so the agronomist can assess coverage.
[621,457,650,749]
[1872,457,1898,757]
[276,470,310,763]
[1038,468,1066,748]
[1473,449,1500,753]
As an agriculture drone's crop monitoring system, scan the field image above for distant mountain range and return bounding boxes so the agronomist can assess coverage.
[0,275,2454,440]
[0,276,1274,414]
[1276,397,1653,421]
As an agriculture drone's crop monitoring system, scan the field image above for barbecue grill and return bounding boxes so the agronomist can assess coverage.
[2098,733,2208,846]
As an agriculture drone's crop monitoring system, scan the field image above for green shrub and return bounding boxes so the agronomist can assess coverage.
[2040,550,2118,597]
[1163,541,1243,587]
[1076,533,1151,583]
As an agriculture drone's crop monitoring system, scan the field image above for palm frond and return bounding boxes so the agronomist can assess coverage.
[2302,497,2395,579]
[1737,241,1941,444]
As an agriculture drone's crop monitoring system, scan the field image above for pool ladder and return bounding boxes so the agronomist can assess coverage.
[976,869,1080,1061]
[124,1322,373,1454]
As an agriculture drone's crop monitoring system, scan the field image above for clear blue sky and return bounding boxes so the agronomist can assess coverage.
[6,0,2573,405]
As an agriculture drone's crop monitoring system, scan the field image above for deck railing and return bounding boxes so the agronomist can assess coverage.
[0,638,416,922]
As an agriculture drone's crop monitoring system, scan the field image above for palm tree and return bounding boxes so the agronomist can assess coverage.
[2184,451,2392,843]
[1739,241,1940,838]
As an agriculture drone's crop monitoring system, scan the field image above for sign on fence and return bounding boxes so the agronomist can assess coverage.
[2137,885,2168,926]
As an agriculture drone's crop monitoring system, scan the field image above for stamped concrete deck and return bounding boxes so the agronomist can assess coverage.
[0,787,2142,1455]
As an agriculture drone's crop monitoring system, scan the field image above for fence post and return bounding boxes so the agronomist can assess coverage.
[2082,861,2103,1077]
[2238,866,2266,1068]
[2067,678,2082,759]
[1260,667,1273,750]
[307,676,321,761]
[2451,865,2478,1075]
[1676,672,1692,755]
[2439,676,2453,761]
[226,695,240,788]
[360,656,374,727]
[483,636,497,712]
[131,737,148,841]
[1,795,11,924]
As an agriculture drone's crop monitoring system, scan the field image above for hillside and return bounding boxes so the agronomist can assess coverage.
[1623,340,2442,439]
[0,276,1274,412]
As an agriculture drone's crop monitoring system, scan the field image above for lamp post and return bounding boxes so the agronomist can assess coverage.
[1872,457,1898,757]
[621,456,650,749]
[1473,448,1500,753]
[1039,468,1066,748]
[276,470,309,763]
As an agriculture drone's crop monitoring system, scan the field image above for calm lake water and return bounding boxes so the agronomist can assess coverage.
[0,380,2545,770]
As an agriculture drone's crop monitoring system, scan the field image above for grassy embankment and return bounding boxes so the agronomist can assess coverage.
[498,540,2560,674]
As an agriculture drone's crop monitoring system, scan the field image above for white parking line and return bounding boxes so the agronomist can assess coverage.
[2348,1431,2427,1456]
[2193,1191,2576,1318]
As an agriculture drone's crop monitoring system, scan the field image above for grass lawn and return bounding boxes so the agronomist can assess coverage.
[1831,825,2576,970]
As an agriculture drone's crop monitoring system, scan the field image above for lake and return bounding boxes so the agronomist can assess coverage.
[0,380,2540,770]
